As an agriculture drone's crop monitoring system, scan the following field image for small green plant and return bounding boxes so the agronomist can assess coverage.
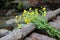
[17,1,24,10]
[15,8,60,39]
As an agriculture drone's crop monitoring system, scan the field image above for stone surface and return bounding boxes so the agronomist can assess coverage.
[0,29,11,38]
[45,8,60,20]
[0,29,22,40]
[48,0,60,3]
[6,10,12,16]
[21,24,35,37]
[0,24,36,40]
[49,21,60,30]
[49,16,60,30]
[57,16,60,20]
[25,33,56,40]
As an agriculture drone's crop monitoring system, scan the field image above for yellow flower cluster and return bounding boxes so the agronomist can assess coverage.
[30,11,34,15]
[15,7,47,28]
[22,8,39,24]
[22,10,26,16]
[23,10,27,14]
[42,7,46,16]
[15,15,22,28]
[29,8,32,11]
[42,7,46,11]
[25,18,31,24]
[15,16,19,18]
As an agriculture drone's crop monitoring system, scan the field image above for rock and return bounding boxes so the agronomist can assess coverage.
[23,1,31,9]
[0,24,35,40]
[49,21,60,30]
[0,18,17,29]
[17,1,31,10]
[6,10,12,16]
[45,8,60,20]
[0,29,11,38]
[21,24,35,37]
[0,29,22,40]
[25,33,56,40]
[29,0,39,6]
[49,16,60,30]
[12,0,31,10]
[6,9,15,16]
[24,37,32,40]
[5,18,16,25]
[45,11,57,20]
[56,16,60,20]
[48,0,60,3]
[0,16,25,29]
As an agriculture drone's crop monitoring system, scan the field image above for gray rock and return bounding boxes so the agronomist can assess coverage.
[6,9,15,16]
[0,16,24,29]
[0,18,17,29]
[12,0,31,9]
[45,8,60,20]
[57,16,60,20]
[48,0,60,3]
[0,24,35,40]
[21,24,35,37]
[25,33,56,40]
[23,1,31,9]
[0,29,22,40]
[49,21,60,30]
[0,29,11,38]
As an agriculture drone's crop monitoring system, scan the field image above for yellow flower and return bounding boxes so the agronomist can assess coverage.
[27,19,31,24]
[17,24,21,28]
[25,18,31,23]
[42,7,46,11]
[15,16,19,18]
[23,10,27,14]
[30,11,34,15]
[44,11,46,16]
[26,21,30,24]
[28,19,31,22]
[29,8,32,11]
[35,8,38,11]
[25,18,28,23]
